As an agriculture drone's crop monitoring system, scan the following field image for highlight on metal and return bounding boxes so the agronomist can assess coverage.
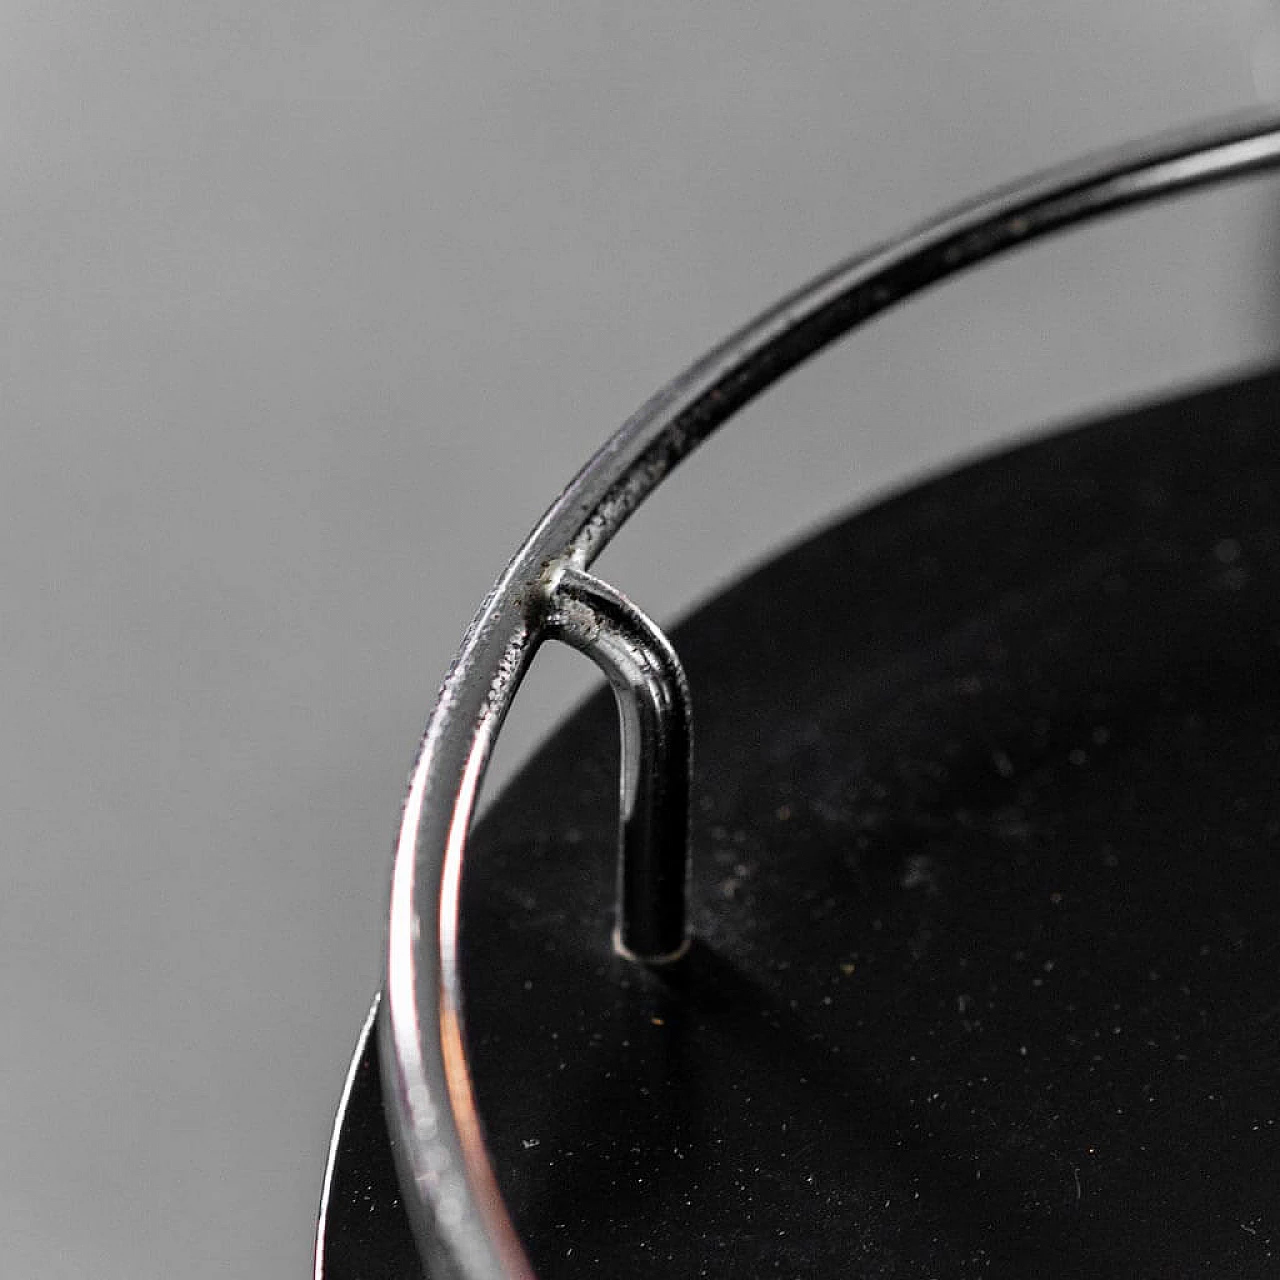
[375,110,1280,1280]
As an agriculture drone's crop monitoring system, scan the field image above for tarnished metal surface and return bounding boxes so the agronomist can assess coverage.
[378,111,1280,1279]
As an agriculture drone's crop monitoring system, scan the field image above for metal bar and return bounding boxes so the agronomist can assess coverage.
[380,110,1280,1280]
[545,568,692,964]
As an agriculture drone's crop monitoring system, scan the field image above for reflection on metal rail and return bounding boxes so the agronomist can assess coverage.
[545,566,692,966]
[380,110,1280,1280]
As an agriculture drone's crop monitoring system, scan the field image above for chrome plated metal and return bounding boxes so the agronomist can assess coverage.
[378,110,1280,1280]
[546,567,692,964]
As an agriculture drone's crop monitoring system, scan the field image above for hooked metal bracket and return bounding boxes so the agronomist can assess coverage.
[545,566,692,964]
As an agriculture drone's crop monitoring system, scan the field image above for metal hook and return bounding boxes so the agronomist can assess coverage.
[545,566,692,964]
[380,111,1280,1280]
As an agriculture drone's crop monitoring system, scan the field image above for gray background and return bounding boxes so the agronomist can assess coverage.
[5,4,1280,1276]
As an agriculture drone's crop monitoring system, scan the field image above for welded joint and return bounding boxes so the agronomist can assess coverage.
[543,565,692,965]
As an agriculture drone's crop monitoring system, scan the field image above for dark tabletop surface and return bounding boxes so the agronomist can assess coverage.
[324,368,1280,1278]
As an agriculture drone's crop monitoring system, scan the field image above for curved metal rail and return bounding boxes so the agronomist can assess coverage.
[380,110,1280,1280]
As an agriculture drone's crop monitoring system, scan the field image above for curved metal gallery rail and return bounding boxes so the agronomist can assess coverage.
[380,111,1280,1279]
